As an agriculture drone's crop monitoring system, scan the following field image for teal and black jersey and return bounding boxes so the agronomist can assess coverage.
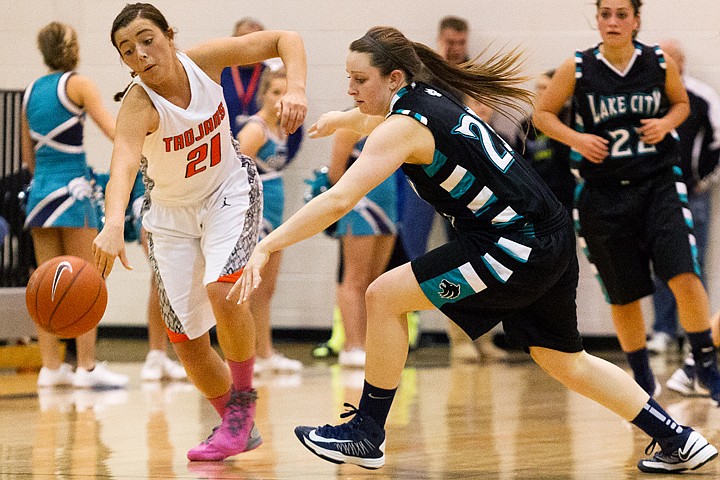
[572,41,679,182]
[390,82,564,236]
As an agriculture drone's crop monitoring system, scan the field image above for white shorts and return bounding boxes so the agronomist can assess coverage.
[143,156,262,341]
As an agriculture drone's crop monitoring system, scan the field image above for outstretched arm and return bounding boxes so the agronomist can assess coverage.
[93,85,155,278]
[229,115,425,303]
[189,30,307,135]
[309,108,384,139]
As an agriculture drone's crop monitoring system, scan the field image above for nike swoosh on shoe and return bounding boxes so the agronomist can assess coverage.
[308,429,354,443]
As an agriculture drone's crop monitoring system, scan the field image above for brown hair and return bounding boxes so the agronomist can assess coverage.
[438,16,469,34]
[110,2,172,51]
[595,0,642,13]
[596,0,642,38]
[257,68,287,108]
[111,3,173,101]
[350,26,532,119]
[37,22,79,71]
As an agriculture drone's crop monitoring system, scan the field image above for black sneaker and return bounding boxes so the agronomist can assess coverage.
[694,348,720,406]
[637,430,718,473]
[294,403,385,469]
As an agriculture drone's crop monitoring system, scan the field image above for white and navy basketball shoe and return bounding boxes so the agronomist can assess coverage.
[637,429,717,473]
[294,403,385,469]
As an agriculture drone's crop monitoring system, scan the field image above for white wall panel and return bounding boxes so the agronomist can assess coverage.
[3,1,719,336]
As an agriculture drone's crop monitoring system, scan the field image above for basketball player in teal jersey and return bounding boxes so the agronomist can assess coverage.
[232,25,717,473]
[534,0,720,414]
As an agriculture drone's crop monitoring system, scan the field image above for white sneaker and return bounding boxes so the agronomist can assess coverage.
[73,362,129,389]
[254,352,303,374]
[37,363,75,388]
[339,348,366,368]
[666,360,711,397]
[141,350,187,381]
[647,332,673,354]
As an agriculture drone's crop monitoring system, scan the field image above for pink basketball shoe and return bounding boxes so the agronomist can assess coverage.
[187,389,262,461]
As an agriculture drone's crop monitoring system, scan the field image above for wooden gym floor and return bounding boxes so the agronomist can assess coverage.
[0,339,718,479]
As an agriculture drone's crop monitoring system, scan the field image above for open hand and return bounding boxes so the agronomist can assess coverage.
[92,226,133,278]
[308,111,346,139]
[276,90,307,135]
[227,246,271,304]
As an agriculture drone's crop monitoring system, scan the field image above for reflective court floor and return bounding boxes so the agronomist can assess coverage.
[1,340,719,479]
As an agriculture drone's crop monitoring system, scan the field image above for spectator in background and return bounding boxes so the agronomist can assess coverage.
[236,68,303,374]
[22,22,128,389]
[326,129,398,368]
[436,15,470,64]
[434,15,506,362]
[647,39,720,355]
[221,17,303,161]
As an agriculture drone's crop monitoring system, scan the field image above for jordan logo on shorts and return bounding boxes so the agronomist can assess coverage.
[221,197,231,208]
[438,279,460,299]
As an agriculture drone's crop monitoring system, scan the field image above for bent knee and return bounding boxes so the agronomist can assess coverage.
[365,276,401,314]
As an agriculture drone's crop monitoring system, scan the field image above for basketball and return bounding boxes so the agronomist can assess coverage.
[25,256,107,338]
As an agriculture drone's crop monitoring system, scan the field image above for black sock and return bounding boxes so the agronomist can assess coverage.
[687,330,716,370]
[631,398,687,451]
[358,381,396,428]
[687,330,720,388]
[626,348,656,396]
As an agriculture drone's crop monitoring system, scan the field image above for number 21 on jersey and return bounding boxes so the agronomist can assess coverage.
[185,133,221,178]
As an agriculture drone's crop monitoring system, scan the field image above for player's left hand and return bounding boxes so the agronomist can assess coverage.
[638,118,671,145]
[228,245,271,304]
[276,89,307,136]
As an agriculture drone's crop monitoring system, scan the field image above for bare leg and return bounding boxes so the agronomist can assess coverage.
[669,273,711,333]
[530,346,648,420]
[364,263,435,389]
[32,228,66,369]
[59,227,100,370]
[32,227,99,370]
[173,333,232,399]
[338,235,395,351]
[207,282,255,362]
[611,300,646,352]
[249,252,282,359]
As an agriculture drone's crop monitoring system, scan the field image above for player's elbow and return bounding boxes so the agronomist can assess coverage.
[323,188,358,218]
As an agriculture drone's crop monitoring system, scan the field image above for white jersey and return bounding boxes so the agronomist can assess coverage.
[131,52,241,206]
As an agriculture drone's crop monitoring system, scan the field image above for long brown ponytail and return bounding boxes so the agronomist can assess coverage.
[350,26,533,120]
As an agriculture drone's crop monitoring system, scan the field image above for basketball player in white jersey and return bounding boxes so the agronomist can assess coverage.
[93,3,306,462]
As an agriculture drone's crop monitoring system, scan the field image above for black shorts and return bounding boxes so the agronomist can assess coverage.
[575,167,700,305]
[411,218,583,353]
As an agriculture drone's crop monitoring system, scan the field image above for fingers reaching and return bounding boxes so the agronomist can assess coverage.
[277,94,307,135]
[227,265,262,304]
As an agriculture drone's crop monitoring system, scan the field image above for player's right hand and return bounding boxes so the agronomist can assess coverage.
[308,111,345,139]
[574,133,609,164]
[93,225,133,278]
[228,244,270,304]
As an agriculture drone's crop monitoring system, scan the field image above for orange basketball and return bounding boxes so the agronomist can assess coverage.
[25,256,107,338]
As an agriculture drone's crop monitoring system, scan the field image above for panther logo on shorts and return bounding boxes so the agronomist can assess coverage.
[438,279,460,299]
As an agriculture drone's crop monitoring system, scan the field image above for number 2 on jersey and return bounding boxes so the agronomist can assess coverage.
[185,133,221,178]
[607,127,657,159]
